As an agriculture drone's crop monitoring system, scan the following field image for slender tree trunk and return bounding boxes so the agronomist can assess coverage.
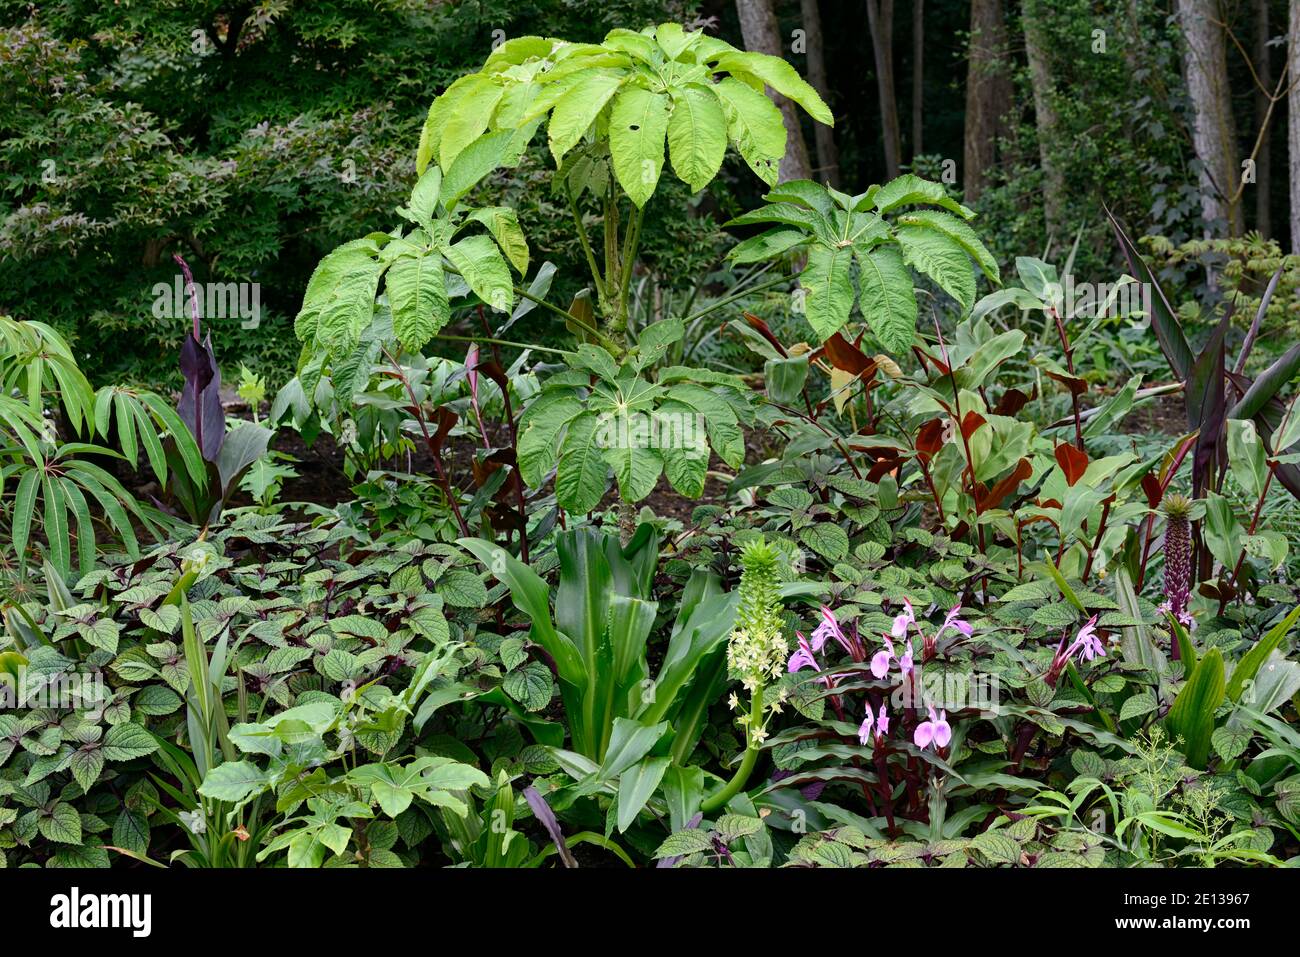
[736,0,812,182]
[963,0,1012,201]
[912,0,924,158]
[1177,0,1242,235]
[865,0,901,178]
[800,0,840,186]
[1291,0,1300,252]
[1253,0,1272,236]
[1021,0,1066,241]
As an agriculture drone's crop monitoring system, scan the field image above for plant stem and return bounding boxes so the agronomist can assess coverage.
[433,334,570,356]
[381,346,471,538]
[701,685,764,814]
[566,186,607,303]
[616,204,645,329]
[1050,304,1085,450]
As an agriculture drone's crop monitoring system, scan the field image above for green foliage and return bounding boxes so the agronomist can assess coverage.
[728,177,998,349]
[417,23,831,201]
[516,331,753,511]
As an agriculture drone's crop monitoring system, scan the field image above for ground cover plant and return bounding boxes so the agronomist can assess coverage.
[4,8,1300,878]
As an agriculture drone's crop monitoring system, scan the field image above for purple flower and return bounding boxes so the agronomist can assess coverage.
[936,603,973,642]
[890,598,916,639]
[787,632,819,674]
[858,702,890,747]
[870,635,914,680]
[1065,615,1105,663]
[810,606,852,656]
[1046,615,1107,685]
[913,706,951,751]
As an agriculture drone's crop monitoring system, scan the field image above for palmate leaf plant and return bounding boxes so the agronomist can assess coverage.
[727,177,1000,351]
[516,323,754,513]
[417,22,831,335]
[292,162,548,363]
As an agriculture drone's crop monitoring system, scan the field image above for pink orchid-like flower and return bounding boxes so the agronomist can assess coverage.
[810,606,853,656]
[1045,615,1107,685]
[890,598,916,639]
[913,705,951,751]
[936,603,973,642]
[858,702,890,747]
[787,632,819,674]
[870,635,914,680]
[1066,615,1106,663]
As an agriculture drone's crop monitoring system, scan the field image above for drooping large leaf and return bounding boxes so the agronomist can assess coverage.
[601,417,664,503]
[517,389,585,487]
[709,50,833,126]
[896,210,999,283]
[800,243,855,340]
[445,234,514,314]
[547,69,624,161]
[873,174,974,218]
[387,250,449,353]
[712,76,786,186]
[554,411,609,513]
[609,86,670,208]
[855,244,917,352]
[666,84,728,192]
[894,224,977,314]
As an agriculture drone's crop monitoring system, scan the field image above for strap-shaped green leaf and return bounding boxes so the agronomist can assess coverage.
[1166,646,1225,768]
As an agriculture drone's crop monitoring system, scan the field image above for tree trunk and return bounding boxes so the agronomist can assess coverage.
[1021,0,1067,241]
[865,0,901,179]
[1253,0,1272,237]
[963,0,1012,201]
[800,0,840,186]
[1177,0,1242,235]
[736,0,812,182]
[911,0,924,158]
[1291,0,1300,252]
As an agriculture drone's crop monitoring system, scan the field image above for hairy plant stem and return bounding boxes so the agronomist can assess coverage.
[701,684,764,814]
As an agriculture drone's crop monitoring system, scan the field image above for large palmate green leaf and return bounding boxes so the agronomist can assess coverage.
[727,177,995,349]
[801,243,855,340]
[414,23,831,204]
[666,84,728,192]
[386,250,449,353]
[555,412,608,513]
[609,86,670,208]
[856,244,917,353]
